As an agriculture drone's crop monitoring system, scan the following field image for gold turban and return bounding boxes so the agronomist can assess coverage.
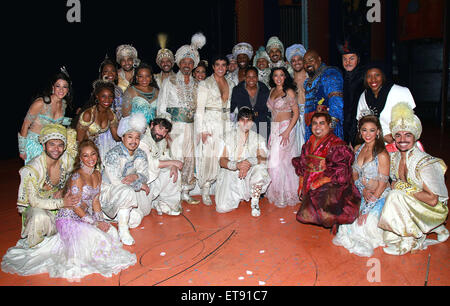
[156,33,175,68]
[39,124,67,147]
[390,102,422,140]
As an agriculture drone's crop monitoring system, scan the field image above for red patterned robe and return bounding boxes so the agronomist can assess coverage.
[292,133,360,231]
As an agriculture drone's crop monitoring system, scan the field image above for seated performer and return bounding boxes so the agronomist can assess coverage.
[100,113,150,246]
[2,140,137,281]
[292,112,360,234]
[139,118,184,216]
[333,115,391,257]
[378,103,449,255]
[16,123,79,248]
[215,107,271,217]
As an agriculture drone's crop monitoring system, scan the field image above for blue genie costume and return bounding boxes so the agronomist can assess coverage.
[304,63,344,141]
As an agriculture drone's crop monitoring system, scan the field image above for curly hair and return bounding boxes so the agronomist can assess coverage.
[130,62,159,89]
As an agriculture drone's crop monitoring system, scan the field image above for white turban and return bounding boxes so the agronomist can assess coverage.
[252,46,270,66]
[118,113,147,137]
[175,33,206,68]
[266,36,284,55]
[285,44,307,63]
[116,44,140,66]
[232,42,253,60]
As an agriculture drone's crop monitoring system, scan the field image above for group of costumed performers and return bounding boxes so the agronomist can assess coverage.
[5,33,448,282]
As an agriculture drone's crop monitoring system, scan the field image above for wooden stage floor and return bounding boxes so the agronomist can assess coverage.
[0,124,449,287]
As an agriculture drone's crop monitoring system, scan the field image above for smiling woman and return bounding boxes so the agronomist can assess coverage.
[356,62,416,144]
[75,80,120,163]
[18,70,73,164]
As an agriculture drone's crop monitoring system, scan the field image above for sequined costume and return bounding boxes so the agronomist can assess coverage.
[333,143,390,257]
[112,85,124,120]
[77,106,119,163]
[122,86,159,125]
[304,63,344,141]
[2,172,136,281]
[19,99,72,164]
[17,127,77,248]
[157,71,199,194]
[378,144,449,255]
[266,95,299,207]
[100,143,150,229]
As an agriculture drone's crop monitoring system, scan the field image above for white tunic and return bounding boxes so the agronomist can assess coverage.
[195,75,235,189]
[215,128,271,213]
[100,143,150,228]
[157,72,198,190]
[356,84,416,137]
[139,127,182,216]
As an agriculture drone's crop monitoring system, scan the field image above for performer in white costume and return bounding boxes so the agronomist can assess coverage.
[215,107,271,217]
[195,55,235,205]
[266,36,290,73]
[16,124,79,248]
[100,113,150,246]
[157,33,206,205]
[139,118,183,216]
[378,103,449,255]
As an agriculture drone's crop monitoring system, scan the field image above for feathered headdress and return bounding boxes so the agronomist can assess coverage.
[118,113,147,137]
[175,32,206,68]
[156,33,175,68]
[390,102,422,140]
[232,42,254,60]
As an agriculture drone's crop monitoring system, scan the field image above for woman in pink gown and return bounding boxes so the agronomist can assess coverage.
[266,67,300,207]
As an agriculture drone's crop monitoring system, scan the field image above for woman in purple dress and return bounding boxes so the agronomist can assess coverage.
[1,140,136,281]
[266,67,300,207]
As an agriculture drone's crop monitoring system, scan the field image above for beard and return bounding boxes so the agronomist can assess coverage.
[45,149,64,161]
[151,129,164,142]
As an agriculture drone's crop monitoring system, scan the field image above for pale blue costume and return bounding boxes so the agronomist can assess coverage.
[19,100,72,164]
[122,86,158,125]
[332,143,390,257]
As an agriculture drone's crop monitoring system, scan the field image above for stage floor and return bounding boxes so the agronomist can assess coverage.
[0,125,449,286]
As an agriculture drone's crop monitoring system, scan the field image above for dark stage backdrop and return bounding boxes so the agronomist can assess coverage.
[2,0,236,159]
